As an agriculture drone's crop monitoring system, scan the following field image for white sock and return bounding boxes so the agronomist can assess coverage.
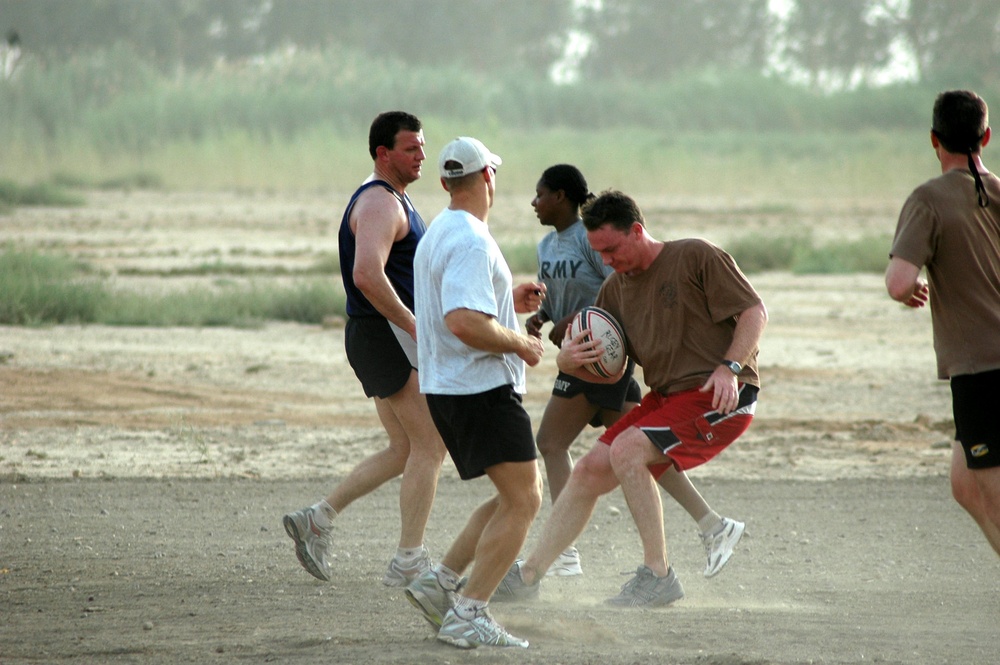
[395,546,425,561]
[698,511,722,536]
[433,563,461,592]
[452,594,486,619]
[312,500,337,528]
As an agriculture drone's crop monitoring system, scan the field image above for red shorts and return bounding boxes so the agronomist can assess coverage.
[599,384,758,475]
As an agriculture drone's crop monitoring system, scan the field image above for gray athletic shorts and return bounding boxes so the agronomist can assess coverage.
[426,385,537,480]
[344,316,413,399]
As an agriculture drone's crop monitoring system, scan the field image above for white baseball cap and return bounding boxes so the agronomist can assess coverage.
[438,137,502,178]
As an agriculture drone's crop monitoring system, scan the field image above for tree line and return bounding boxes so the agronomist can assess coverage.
[1,0,998,89]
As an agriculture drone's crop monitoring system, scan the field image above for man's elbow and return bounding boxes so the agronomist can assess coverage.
[743,301,768,328]
[755,301,769,326]
[445,318,466,340]
[885,257,922,302]
[444,311,476,343]
[352,266,377,295]
[885,274,913,302]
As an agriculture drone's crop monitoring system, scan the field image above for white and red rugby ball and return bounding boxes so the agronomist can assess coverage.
[569,306,627,378]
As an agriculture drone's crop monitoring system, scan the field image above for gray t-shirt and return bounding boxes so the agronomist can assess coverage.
[536,219,612,322]
[414,207,526,395]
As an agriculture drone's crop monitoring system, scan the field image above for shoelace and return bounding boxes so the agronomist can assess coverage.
[617,567,653,592]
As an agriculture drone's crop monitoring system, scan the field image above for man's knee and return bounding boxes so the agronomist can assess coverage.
[571,449,618,496]
[509,476,543,521]
[498,467,543,516]
[607,430,648,472]
[951,471,979,513]
[950,464,997,518]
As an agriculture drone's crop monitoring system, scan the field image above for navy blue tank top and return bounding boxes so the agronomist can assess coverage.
[338,180,425,317]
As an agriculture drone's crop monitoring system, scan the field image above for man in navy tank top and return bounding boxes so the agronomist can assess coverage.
[283,112,447,586]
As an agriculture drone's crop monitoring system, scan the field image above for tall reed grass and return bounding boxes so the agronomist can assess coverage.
[0,46,979,199]
[0,238,887,328]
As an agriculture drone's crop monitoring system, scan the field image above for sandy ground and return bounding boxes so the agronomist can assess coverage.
[1,190,998,664]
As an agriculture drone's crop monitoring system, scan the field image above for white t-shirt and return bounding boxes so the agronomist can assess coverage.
[414,207,526,395]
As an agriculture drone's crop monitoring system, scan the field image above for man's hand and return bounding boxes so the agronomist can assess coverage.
[886,257,928,308]
[556,326,598,372]
[513,282,546,314]
[903,279,929,308]
[700,367,740,414]
[517,334,546,367]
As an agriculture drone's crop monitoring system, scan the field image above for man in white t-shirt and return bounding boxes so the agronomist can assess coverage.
[404,137,547,649]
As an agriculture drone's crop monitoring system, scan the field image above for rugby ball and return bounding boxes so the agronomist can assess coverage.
[569,306,627,378]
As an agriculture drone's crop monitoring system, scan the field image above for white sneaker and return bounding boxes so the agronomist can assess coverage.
[491,560,540,602]
[404,569,453,629]
[437,607,528,649]
[545,546,583,577]
[605,565,684,608]
[281,506,333,581]
[702,517,745,578]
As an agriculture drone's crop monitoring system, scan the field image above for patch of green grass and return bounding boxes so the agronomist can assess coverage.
[727,233,890,275]
[100,281,345,328]
[504,231,890,279]
[500,241,540,276]
[310,252,340,275]
[0,180,85,208]
[0,247,346,326]
[727,232,891,274]
[97,172,165,191]
[52,170,164,191]
[791,236,891,274]
[0,248,108,324]
[118,256,340,278]
[728,233,808,274]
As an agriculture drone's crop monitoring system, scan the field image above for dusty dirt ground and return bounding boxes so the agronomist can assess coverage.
[1,190,998,664]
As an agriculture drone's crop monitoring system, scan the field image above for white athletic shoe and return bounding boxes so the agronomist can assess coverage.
[404,570,453,629]
[437,607,528,649]
[491,560,540,602]
[282,506,333,581]
[702,517,745,578]
[545,546,583,577]
[605,565,684,608]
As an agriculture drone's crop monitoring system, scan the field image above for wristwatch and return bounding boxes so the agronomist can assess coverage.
[721,359,742,375]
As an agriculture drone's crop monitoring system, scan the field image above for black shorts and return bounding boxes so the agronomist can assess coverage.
[344,316,414,399]
[952,369,1000,469]
[552,360,642,427]
[426,385,537,480]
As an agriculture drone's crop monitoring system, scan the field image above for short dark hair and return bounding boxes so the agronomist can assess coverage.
[368,111,422,160]
[932,90,988,154]
[932,90,992,207]
[581,189,645,232]
[539,164,592,206]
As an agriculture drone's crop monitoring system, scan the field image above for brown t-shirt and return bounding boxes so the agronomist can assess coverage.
[595,238,762,395]
[890,169,1000,379]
